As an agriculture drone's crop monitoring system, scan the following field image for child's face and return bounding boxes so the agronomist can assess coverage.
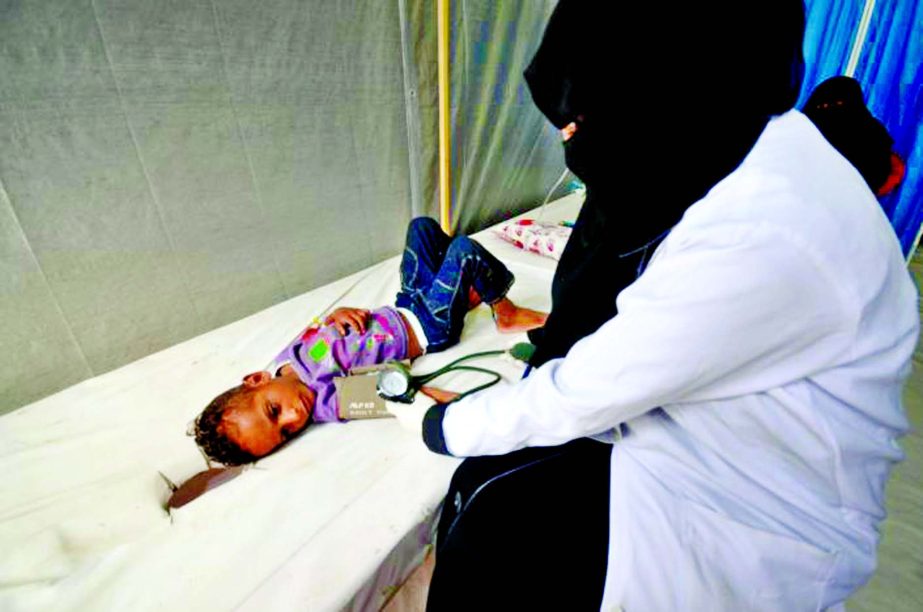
[221,368,314,458]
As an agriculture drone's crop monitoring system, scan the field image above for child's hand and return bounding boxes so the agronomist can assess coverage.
[325,307,371,335]
[420,386,461,403]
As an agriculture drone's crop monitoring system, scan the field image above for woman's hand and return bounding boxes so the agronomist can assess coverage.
[325,307,371,335]
[387,388,459,435]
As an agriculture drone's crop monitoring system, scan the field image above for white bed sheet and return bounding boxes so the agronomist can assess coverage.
[0,193,583,611]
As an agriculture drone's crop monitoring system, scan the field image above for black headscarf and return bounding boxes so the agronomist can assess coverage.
[803,76,894,193]
[524,1,807,366]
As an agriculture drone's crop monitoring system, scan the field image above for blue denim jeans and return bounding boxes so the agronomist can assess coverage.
[395,217,514,353]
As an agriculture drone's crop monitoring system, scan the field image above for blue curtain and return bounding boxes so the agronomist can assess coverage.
[802,0,923,256]
[799,0,864,108]
[853,0,923,256]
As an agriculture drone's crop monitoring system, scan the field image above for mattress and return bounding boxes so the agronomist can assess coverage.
[0,193,583,611]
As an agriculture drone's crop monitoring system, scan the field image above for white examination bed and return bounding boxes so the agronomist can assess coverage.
[0,194,583,611]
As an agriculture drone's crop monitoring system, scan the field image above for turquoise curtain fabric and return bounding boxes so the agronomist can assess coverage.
[799,0,865,109]
[853,0,923,255]
[802,0,923,256]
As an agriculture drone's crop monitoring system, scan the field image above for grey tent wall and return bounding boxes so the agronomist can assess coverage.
[0,0,562,414]
[397,0,566,232]
[449,0,569,235]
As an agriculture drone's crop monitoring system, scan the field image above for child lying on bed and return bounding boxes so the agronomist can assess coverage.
[192,217,547,465]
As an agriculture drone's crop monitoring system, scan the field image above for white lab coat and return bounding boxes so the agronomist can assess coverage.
[440,111,919,611]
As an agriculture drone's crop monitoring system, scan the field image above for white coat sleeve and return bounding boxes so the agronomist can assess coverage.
[437,222,857,456]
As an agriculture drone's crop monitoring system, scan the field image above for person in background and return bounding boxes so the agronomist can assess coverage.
[803,75,906,197]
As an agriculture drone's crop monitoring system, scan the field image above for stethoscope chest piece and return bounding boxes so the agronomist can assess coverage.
[376,362,417,403]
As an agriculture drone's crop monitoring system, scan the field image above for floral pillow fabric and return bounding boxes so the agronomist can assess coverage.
[493,219,572,261]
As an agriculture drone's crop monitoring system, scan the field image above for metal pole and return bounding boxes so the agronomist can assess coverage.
[437,0,452,233]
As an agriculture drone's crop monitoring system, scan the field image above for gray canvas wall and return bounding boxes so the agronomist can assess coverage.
[0,0,564,413]
[449,0,569,234]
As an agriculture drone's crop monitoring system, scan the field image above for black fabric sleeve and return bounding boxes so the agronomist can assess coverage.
[422,403,453,455]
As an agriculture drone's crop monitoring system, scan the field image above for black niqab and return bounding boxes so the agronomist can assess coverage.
[524,1,807,365]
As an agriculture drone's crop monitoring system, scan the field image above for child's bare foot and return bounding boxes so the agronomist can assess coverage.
[490,297,548,333]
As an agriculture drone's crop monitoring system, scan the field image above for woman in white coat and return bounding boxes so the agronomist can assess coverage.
[418,1,919,610]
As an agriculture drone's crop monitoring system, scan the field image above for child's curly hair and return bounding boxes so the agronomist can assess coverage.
[193,387,258,466]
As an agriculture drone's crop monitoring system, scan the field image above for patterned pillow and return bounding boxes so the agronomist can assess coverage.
[493,219,572,261]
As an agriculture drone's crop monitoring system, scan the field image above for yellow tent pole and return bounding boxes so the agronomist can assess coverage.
[437,0,452,234]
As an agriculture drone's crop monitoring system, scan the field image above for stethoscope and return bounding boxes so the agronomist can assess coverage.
[376,342,536,404]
